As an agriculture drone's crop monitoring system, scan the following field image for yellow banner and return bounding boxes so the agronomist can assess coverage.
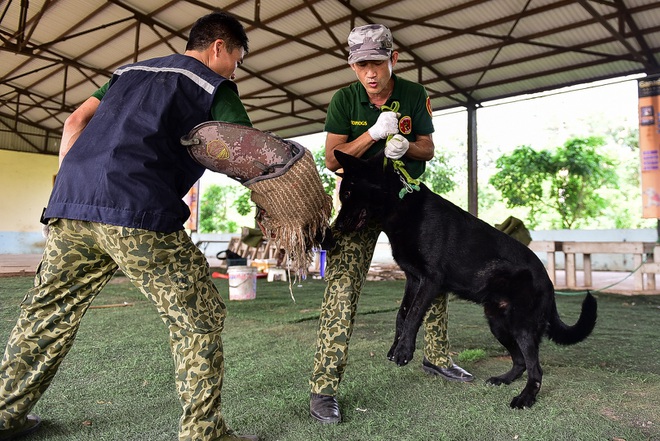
[639,75,660,218]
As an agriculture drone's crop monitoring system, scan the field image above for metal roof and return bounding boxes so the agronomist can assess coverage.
[1,0,659,156]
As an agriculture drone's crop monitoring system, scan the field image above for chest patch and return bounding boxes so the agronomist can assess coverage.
[399,116,412,135]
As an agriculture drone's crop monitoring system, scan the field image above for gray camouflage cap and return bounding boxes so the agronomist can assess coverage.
[347,24,393,64]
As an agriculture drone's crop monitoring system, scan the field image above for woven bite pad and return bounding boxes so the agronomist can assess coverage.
[247,148,332,276]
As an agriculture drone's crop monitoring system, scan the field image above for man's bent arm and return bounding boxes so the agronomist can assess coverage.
[325,132,435,171]
[325,131,377,171]
[405,134,434,161]
[59,96,101,166]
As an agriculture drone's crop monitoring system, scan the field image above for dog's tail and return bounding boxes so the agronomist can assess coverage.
[547,291,597,345]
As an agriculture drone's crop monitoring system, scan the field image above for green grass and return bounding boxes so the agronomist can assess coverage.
[457,348,488,363]
[0,275,658,441]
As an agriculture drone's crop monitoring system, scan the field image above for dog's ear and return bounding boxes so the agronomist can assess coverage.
[333,149,350,164]
[334,149,363,171]
[372,149,386,162]
[370,150,400,175]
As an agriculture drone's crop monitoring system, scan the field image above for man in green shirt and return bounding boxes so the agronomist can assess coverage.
[309,24,473,424]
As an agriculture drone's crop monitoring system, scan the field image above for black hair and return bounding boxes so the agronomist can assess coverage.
[186,11,249,54]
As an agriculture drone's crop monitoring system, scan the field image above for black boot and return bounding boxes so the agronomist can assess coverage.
[0,415,42,441]
[310,393,341,423]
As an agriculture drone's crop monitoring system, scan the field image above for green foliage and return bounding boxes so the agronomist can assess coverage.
[420,149,456,195]
[312,148,338,197]
[198,184,240,233]
[605,124,638,151]
[233,188,254,216]
[490,136,618,229]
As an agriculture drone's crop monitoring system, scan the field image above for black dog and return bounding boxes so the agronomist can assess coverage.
[332,150,597,408]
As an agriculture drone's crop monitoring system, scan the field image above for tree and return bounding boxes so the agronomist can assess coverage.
[420,149,456,195]
[490,136,618,229]
[232,187,254,217]
[313,148,339,197]
[198,184,239,233]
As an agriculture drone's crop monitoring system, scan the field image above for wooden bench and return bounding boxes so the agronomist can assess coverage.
[223,237,281,261]
[640,245,660,290]
[528,240,562,284]
[561,241,656,290]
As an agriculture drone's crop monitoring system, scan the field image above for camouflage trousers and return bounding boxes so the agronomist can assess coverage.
[310,222,452,396]
[0,219,229,440]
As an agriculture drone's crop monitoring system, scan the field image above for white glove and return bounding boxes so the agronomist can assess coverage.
[368,112,399,141]
[384,134,409,159]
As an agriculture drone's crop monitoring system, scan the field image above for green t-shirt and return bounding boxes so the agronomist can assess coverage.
[324,74,434,178]
[211,82,252,127]
[91,81,109,101]
[92,80,252,127]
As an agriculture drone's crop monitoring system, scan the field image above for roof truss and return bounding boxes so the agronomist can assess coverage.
[1,0,658,155]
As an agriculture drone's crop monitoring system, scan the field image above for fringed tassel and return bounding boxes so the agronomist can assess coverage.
[246,149,332,287]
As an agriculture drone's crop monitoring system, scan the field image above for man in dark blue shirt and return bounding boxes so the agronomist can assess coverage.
[0,12,258,441]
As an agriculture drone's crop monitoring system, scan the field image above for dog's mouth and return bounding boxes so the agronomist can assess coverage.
[336,207,369,232]
[355,208,368,230]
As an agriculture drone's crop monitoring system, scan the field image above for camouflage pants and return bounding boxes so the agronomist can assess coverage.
[0,219,229,440]
[310,222,452,396]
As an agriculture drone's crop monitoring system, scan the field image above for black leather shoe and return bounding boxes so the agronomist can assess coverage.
[310,393,341,423]
[0,414,42,441]
[422,357,474,382]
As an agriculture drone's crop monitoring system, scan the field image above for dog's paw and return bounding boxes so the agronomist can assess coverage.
[387,342,398,361]
[486,376,512,386]
[394,355,411,366]
[391,344,414,366]
[387,350,410,365]
[510,393,536,409]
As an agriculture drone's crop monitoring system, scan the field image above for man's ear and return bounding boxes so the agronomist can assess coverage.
[212,39,225,56]
[390,51,399,68]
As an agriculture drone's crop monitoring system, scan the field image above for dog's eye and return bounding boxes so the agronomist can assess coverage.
[342,190,351,200]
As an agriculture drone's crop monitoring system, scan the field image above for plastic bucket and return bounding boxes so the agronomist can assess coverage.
[227,266,257,301]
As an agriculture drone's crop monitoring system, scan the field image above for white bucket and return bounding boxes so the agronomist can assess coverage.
[227,266,257,301]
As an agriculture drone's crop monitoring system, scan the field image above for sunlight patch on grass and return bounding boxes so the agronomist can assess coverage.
[457,348,487,363]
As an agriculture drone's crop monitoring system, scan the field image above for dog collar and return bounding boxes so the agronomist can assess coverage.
[384,157,420,199]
